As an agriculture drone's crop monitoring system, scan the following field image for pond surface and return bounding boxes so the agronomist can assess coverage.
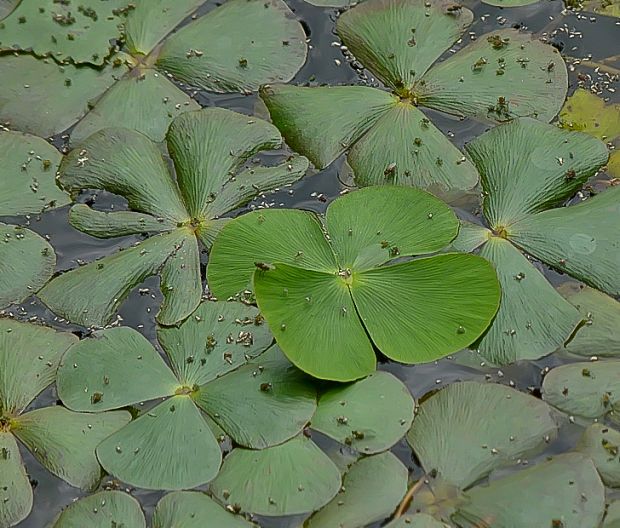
[1,0,618,526]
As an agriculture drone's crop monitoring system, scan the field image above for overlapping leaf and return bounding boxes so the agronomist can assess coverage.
[0,320,128,528]
[56,300,316,490]
[261,0,567,193]
[39,109,308,327]
[208,186,500,381]
[454,117,612,365]
[0,0,307,140]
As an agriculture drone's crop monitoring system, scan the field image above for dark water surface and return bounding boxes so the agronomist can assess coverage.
[1,0,618,526]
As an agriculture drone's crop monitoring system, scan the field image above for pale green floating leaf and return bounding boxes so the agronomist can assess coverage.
[351,255,500,365]
[307,452,408,528]
[157,300,273,386]
[194,346,316,448]
[166,107,282,218]
[0,222,56,309]
[207,209,338,299]
[0,319,76,414]
[0,0,19,20]
[157,0,306,93]
[385,513,450,528]
[453,453,605,528]
[0,130,69,215]
[509,186,620,296]
[347,103,479,193]
[0,54,125,137]
[59,127,189,223]
[0,0,129,65]
[575,423,620,487]
[254,263,376,381]
[542,360,620,419]
[311,371,414,453]
[481,0,540,5]
[449,222,490,253]
[407,381,557,489]
[53,491,146,528]
[559,283,620,358]
[211,435,341,516]
[68,204,174,238]
[39,230,190,328]
[0,432,32,528]
[419,30,567,124]
[466,117,609,228]
[57,327,179,412]
[158,232,202,326]
[97,396,221,490]
[125,0,205,56]
[152,491,256,528]
[12,406,130,490]
[336,0,474,92]
[260,84,395,169]
[475,237,580,365]
[325,186,458,269]
[70,69,200,146]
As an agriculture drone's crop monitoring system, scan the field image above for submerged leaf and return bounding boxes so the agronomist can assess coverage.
[211,435,341,516]
[407,381,557,489]
[307,452,408,528]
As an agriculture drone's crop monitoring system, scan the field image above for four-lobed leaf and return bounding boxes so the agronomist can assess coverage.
[38,108,309,327]
[56,300,316,490]
[0,0,307,140]
[208,186,501,381]
[260,0,567,194]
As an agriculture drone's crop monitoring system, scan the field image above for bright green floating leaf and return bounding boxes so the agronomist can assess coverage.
[407,381,557,489]
[351,254,500,365]
[97,395,222,491]
[0,222,56,309]
[559,283,620,358]
[12,406,130,490]
[0,54,124,137]
[157,301,273,386]
[336,0,473,92]
[41,109,307,326]
[152,491,256,528]
[157,0,306,93]
[307,452,408,528]
[311,371,414,454]
[0,432,32,528]
[475,237,581,365]
[419,30,567,124]
[0,319,76,414]
[0,130,69,214]
[70,69,200,146]
[452,453,605,528]
[254,263,376,381]
[57,327,179,412]
[385,513,450,528]
[124,0,205,56]
[509,186,620,296]
[575,423,620,487]
[466,117,609,228]
[211,435,341,516]
[53,491,146,528]
[194,346,316,449]
[0,0,129,65]
[209,186,500,381]
[542,360,620,419]
[560,88,620,141]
